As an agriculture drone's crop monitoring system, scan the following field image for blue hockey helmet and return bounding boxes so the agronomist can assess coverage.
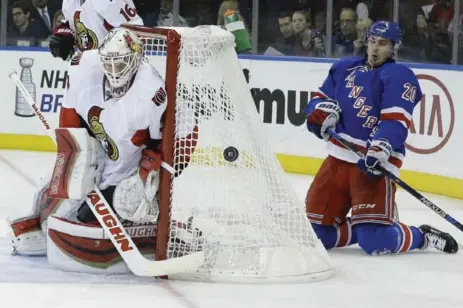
[366,20,402,53]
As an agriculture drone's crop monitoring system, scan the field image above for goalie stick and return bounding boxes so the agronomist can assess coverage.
[327,129,463,235]
[8,71,205,277]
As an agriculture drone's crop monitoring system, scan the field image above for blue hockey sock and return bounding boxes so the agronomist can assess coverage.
[356,223,425,255]
[311,219,358,250]
[394,222,425,253]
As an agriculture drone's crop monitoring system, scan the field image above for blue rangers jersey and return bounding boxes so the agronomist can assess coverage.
[309,56,422,175]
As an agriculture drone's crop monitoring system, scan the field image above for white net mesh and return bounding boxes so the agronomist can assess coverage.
[128,25,333,282]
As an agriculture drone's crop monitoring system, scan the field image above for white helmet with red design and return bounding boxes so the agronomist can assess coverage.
[98,27,144,98]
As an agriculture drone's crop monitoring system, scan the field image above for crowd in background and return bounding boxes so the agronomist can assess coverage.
[2,0,463,65]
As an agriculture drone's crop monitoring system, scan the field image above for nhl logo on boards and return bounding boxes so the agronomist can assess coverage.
[406,74,455,154]
[223,146,239,162]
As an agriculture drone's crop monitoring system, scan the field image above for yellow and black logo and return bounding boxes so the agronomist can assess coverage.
[73,11,98,51]
[88,106,119,161]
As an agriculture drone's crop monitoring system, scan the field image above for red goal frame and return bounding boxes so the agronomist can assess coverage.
[122,25,182,264]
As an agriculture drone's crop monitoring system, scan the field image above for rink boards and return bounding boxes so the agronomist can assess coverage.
[0,48,461,198]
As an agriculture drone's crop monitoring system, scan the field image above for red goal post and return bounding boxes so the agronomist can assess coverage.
[122,25,180,265]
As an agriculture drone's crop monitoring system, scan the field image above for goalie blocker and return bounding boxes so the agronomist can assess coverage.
[9,128,201,274]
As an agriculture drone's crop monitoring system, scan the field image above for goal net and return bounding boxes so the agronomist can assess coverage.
[123,25,334,283]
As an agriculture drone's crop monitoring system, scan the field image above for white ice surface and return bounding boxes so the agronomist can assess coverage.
[0,150,462,307]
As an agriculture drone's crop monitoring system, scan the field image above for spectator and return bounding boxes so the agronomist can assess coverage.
[447,0,463,34]
[29,0,58,36]
[401,11,451,64]
[333,8,358,57]
[8,0,49,46]
[406,13,435,62]
[157,0,189,27]
[398,2,417,35]
[427,1,453,64]
[292,10,315,56]
[428,0,455,31]
[186,1,214,26]
[272,11,296,55]
[216,0,251,48]
[218,1,237,25]
[217,0,246,28]
[311,11,327,57]
[133,0,158,27]
[313,11,326,37]
[337,0,370,19]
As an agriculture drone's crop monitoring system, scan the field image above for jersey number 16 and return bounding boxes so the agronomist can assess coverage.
[120,4,137,21]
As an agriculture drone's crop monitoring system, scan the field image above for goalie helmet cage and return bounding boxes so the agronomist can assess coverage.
[123,25,334,283]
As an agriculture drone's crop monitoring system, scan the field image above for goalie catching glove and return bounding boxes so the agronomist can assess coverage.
[113,149,161,223]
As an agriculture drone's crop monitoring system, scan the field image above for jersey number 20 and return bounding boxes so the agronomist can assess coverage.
[401,83,417,103]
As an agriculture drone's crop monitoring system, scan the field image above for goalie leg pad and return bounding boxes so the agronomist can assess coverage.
[113,149,161,223]
[48,128,105,200]
[9,196,88,257]
[8,216,46,256]
[8,171,54,225]
[8,173,55,256]
[7,172,86,256]
[47,215,156,274]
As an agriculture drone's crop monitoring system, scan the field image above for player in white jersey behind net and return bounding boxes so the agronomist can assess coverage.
[49,0,143,60]
[7,28,199,274]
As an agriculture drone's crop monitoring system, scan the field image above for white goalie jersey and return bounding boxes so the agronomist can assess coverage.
[62,49,167,189]
[62,0,143,51]
[8,29,171,275]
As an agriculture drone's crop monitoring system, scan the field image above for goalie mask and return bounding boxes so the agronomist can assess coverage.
[98,28,144,98]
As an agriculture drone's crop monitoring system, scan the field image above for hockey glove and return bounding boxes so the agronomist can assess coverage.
[49,21,75,61]
[305,99,341,141]
[113,149,161,223]
[357,138,392,178]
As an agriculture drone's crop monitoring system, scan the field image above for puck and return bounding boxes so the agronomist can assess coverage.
[223,146,239,162]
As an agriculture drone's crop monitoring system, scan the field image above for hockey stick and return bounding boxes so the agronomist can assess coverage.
[326,128,463,233]
[8,71,205,276]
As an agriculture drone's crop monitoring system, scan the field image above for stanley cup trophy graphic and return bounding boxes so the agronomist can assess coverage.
[15,58,36,117]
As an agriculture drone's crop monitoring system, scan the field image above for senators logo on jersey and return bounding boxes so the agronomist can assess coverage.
[73,11,98,51]
[88,106,119,161]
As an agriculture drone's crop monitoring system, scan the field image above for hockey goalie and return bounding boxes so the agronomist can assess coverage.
[7,27,198,274]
